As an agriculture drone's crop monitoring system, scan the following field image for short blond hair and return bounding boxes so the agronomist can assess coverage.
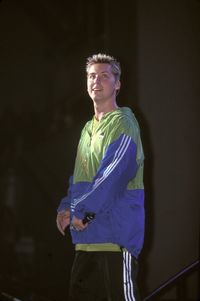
[86,53,121,80]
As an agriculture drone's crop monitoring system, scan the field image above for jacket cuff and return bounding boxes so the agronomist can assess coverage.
[73,210,85,220]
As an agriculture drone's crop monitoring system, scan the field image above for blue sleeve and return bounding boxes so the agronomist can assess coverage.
[71,134,138,219]
[57,176,73,212]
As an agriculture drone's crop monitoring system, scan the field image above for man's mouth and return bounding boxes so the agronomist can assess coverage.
[93,88,102,92]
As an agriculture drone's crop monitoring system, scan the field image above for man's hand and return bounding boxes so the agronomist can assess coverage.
[71,216,88,231]
[56,209,70,235]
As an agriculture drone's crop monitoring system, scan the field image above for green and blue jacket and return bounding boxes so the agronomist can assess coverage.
[57,107,145,258]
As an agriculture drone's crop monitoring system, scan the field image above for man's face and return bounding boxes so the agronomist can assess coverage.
[87,63,120,103]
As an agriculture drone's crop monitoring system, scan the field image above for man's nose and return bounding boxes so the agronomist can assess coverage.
[94,75,101,83]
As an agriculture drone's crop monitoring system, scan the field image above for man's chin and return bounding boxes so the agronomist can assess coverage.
[92,95,103,102]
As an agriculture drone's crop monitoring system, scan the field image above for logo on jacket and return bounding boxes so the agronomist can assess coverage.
[99,133,104,139]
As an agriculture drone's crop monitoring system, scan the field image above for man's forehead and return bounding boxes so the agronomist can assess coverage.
[88,63,112,73]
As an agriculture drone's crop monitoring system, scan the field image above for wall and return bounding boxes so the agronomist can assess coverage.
[0,0,199,300]
[137,0,199,299]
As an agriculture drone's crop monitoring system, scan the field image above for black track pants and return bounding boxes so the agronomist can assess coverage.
[68,251,141,301]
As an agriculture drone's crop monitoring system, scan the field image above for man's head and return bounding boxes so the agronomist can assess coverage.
[86,53,121,81]
[86,54,121,104]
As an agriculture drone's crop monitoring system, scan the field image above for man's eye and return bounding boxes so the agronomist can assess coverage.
[89,74,95,80]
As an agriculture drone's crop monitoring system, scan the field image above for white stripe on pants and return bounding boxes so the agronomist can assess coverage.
[123,251,135,301]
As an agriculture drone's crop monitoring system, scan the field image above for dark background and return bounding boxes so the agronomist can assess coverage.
[0,0,199,300]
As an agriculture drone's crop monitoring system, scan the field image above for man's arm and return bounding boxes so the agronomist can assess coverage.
[56,176,73,235]
[72,132,139,220]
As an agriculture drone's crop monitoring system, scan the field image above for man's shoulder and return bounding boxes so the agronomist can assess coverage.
[81,118,93,131]
[112,107,139,129]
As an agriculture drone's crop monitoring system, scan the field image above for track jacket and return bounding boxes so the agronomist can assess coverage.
[57,107,145,259]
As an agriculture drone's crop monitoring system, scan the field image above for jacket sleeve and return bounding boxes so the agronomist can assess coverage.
[57,176,73,212]
[71,121,141,220]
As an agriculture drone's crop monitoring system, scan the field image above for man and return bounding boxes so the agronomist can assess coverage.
[56,53,145,301]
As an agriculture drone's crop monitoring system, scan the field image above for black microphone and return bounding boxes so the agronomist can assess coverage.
[82,212,95,224]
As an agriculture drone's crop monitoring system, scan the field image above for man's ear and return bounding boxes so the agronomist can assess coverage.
[115,80,121,92]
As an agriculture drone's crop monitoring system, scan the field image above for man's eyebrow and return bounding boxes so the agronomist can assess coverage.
[88,71,110,75]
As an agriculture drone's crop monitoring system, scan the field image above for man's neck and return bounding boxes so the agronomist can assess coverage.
[94,101,118,121]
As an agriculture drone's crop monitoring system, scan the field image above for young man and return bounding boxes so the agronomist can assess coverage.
[56,53,145,301]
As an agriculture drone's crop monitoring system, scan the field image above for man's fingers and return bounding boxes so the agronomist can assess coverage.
[56,216,66,235]
[56,210,71,235]
[56,220,65,235]
[71,216,88,231]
